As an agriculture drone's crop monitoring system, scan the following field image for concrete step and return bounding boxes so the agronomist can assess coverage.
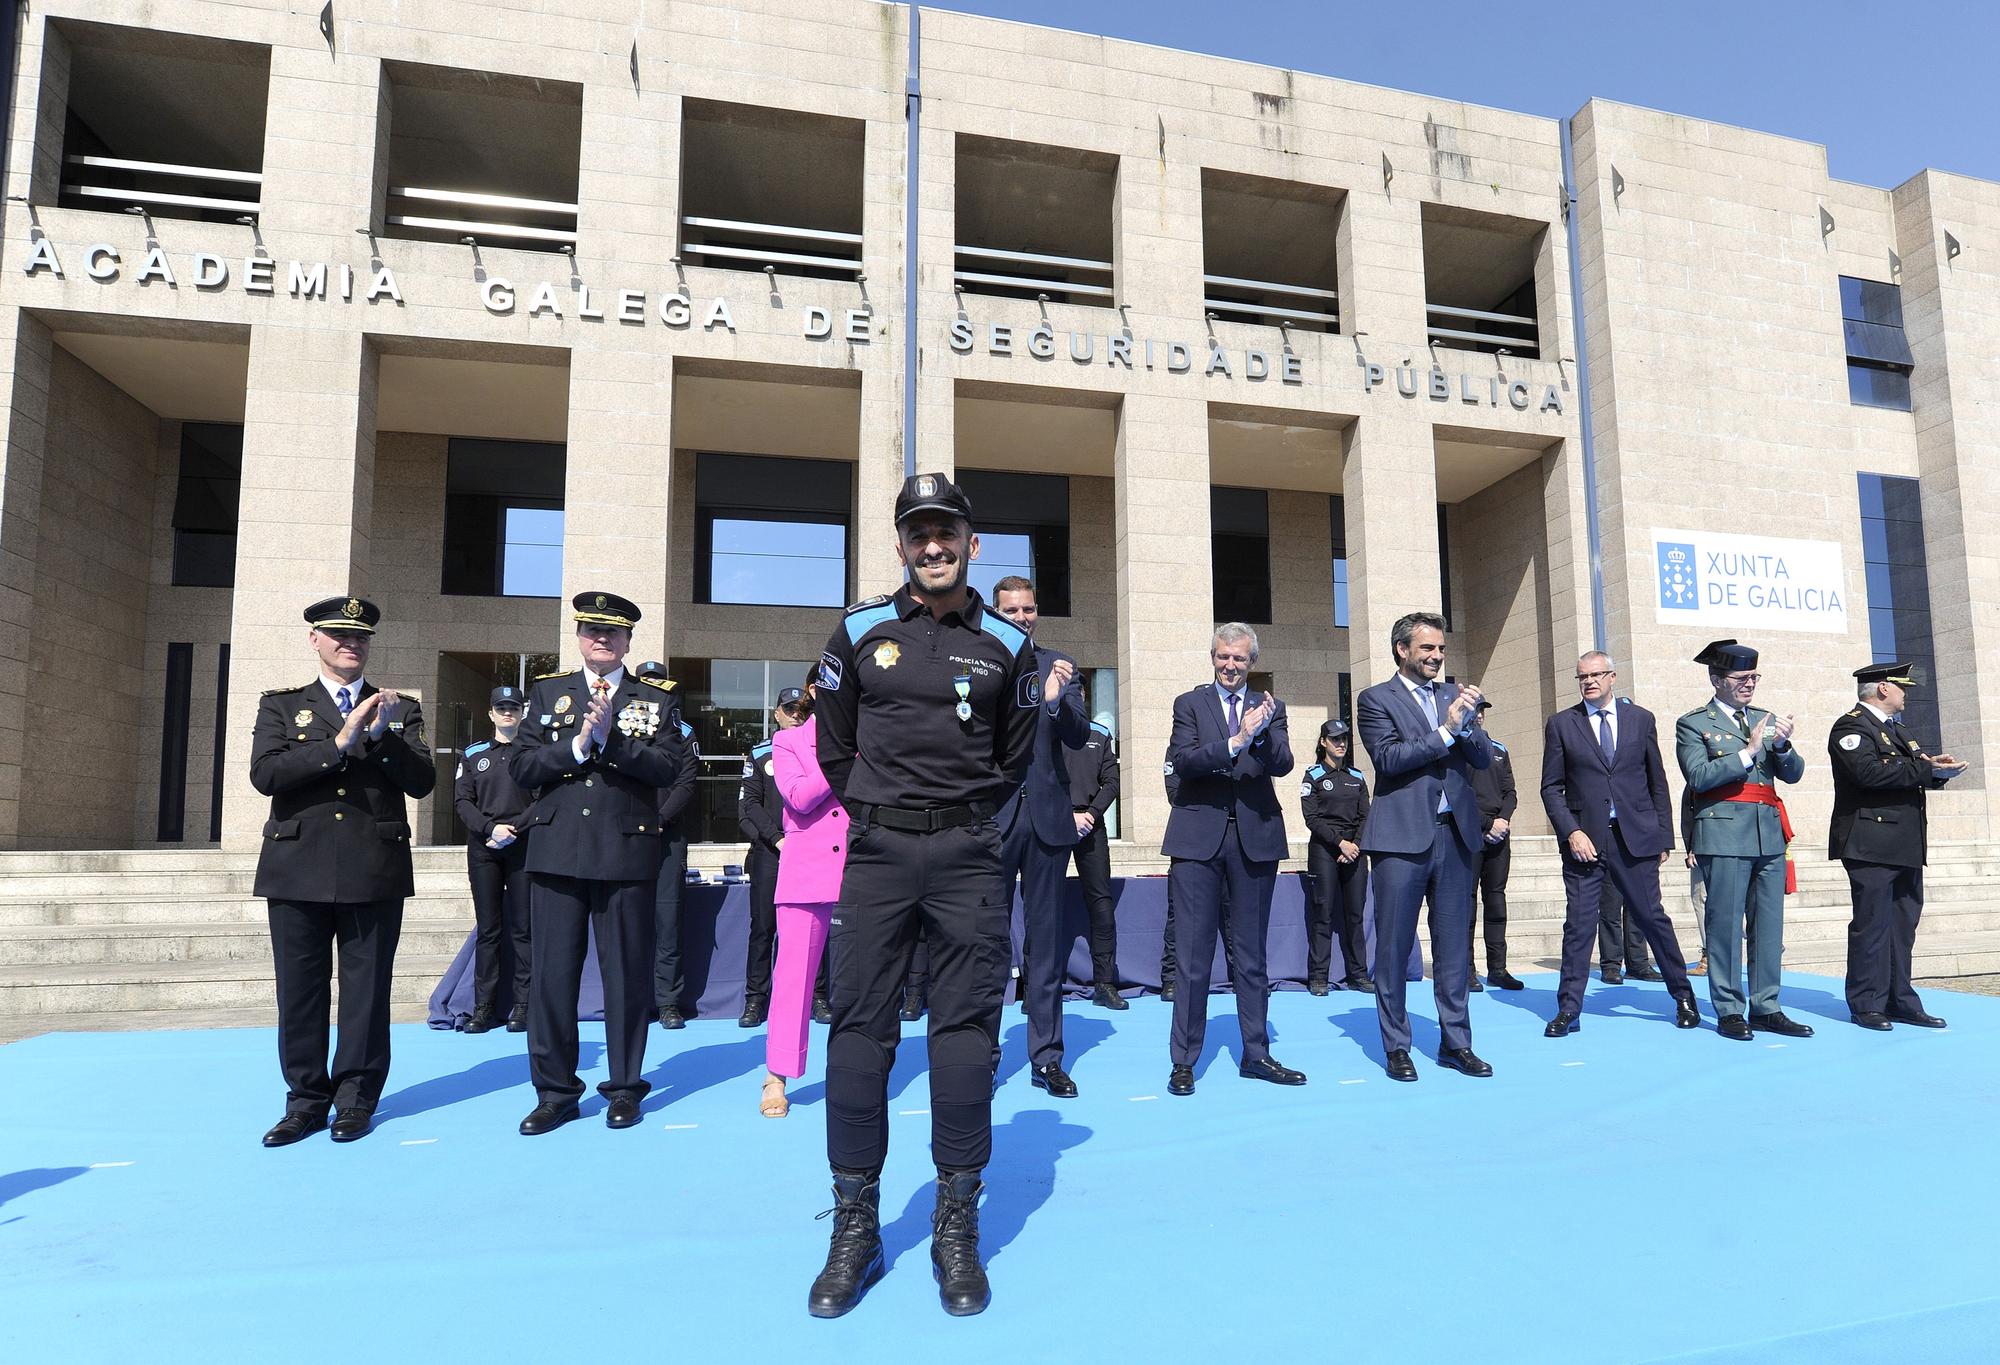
[0,919,473,967]
[0,955,459,1016]
[0,1000,436,1045]
[0,892,474,928]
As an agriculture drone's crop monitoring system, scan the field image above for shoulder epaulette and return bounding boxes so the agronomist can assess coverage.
[1491,740,1508,753]
[751,740,774,757]
[262,684,308,697]
[1845,708,1863,718]
[465,740,492,756]
[1348,766,1364,777]
[977,607,1028,654]
[534,669,569,681]
[640,675,678,692]
[1087,720,1113,739]
[1306,763,1327,779]
[676,719,693,738]
[843,596,900,643]
[844,594,892,613]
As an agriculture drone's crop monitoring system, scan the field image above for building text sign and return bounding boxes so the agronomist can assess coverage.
[1652,528,1847,634]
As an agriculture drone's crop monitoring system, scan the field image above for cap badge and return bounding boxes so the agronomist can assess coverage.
[594,594,607,609]
[916,475,936,497]
[341,598,362,619]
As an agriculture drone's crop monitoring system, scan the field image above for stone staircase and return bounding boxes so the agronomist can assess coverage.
[3,838,1997,1041]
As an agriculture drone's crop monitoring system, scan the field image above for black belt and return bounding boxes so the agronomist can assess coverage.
[851,801,994,832]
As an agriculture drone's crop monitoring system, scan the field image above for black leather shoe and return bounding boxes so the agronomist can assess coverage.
[506,1004,527,1032]
[1436,1047,1493,1078]
[261,1112,327,1148]
[738,998,768,1029]
[1718,1014,1753,1041]
[808,1170,885,1319]
[1306,978,1330,997]
[1345,977,1378,995]
[1890,1010,1947,1029]
[1544,1011,1581,1038]
[1490,971,1525,990]
[899,987,925,1022]
[931,1172,991,1316]
[811,996,834,1025]
[1750,1011,1814,1038]
[464,1006,497,1034]
[1628,966,1665,982]
[1159,977,1177,1002]
[329,1107,373,1142]
[1675,996,1701,1029]
[1091,983,1128,1011]
[1852,1011,1893,1031]
[1030,1064,1078,1098]
[519,1100,580,1136]
[1469,974,1485,992]
[1601,967,1625,985]
[657,1006,685,1030]
[1239,1056,1307,1086]
[605,1096,642,1129]
[1385,1050,1417,1082]
[1167,1064,1195,1096]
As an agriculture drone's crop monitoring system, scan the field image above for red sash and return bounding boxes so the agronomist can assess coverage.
[1704,781,1797,894]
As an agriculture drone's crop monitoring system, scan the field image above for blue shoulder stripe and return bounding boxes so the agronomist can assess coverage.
[1088,720,1113,738]
[978,608,1028,655]
[751,740,773,758]
[465,741,492,755]
[843,602,898,644]
[677,720,693,738]
[1348,766,1364,777]
[1491,740,1508,752]
[1306,763,1326,779]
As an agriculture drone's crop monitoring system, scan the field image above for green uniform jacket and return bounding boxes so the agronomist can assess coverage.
[1674,699,1805,858]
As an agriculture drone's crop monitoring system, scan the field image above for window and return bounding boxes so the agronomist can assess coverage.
[959,470,1070,614]
[1329,495,1350,629]
[1337,672,1353,729]
[441,439,566,597]
[695,453,851,608]
[171,423,243,587]
[1438,504,1453,631]
[1212,487,1271,624]
[1841,276,1914,412]
[1858,474,1940,746]
[674,657,817,843]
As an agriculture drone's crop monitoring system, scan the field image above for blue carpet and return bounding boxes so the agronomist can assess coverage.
[3,973,1997,1364]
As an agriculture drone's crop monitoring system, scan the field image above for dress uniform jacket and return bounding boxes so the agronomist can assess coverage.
[251,681,434,900]
[512,668,685,881]
[1827,707,1945,865]
[1675,700,1805,856]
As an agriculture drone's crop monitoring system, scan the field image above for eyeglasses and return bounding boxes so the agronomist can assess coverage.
[1574,671,1613,683]
[1723,672,1762,684]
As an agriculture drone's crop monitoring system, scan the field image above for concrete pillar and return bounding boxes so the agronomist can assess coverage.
[565,347,673,667]
[0,312,54,847]
[1342,420,1441,691]
[220,328,381,850]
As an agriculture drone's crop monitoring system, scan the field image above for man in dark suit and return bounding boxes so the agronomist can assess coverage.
[991,577,1092,1096]
[511,592,686,1136]
[1467,701,1525,991]
[638,659,701,1028]
[1538,651,1701,1036]
[1161,622,1304,1096]
[1355,610,1492,1082]
[1064,713,1124,1007]
[1829,662,1965,1030]
[251,596,434,1147]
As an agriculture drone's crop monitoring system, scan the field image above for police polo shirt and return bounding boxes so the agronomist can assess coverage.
[815,583,1040,812]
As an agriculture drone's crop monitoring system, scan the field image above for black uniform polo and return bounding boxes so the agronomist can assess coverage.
[453,737,529,841]
[816,584,1040,812]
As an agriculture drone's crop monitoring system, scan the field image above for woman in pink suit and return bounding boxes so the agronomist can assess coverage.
[761,672,846,1118]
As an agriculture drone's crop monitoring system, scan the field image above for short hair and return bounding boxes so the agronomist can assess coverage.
[1857,679,1886,702]
[1391,611,1447,659]
[991,575,1034,598]
[1579,650,1616,671]
[1212,622,1260,662]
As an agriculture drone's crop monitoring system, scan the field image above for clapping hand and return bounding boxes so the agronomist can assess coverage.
[1243,694,1276,738]
[1768,713,1796,746]
[367,689,405,741]
[336,692,383,754]
[1445,684,1484,730]
[582,693,614,748]
[1043,657,1076,704]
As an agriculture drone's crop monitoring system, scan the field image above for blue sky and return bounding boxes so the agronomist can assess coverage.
[924,1,1994,189]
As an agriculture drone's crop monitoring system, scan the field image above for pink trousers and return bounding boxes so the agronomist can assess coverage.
[766,900,833,1079]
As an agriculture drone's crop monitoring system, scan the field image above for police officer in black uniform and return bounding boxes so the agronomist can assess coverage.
[806,472,1038,1321]
[638,659,700,1030]
[454,685,532,1033]
[252,596,434,1147]
[737,689,800,1028]
[512,592,685,1136]
[1065,713,1124,1007]
[1299,718,1374,995]
[1829,661,1966,1030]
[1467,700,1526,991]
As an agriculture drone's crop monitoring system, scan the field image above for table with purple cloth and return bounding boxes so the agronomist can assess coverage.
[428,871,1422,1028]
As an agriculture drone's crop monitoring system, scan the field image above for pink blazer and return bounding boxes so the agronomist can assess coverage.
[772,716,850,905]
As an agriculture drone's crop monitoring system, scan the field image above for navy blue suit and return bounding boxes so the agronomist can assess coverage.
[1355,675,1490,1054]
[1539,699,1692,1017]
[1162,685,1293,1067]
[997,646,1090,1069]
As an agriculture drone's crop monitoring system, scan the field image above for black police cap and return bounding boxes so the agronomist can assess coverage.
[490,685,523,708]
[1694,639,1758,671]
[1319,718,1351,739]
[305,596,380,634]
[634,660,672,681]
[776,686,805,706]
[573,591,641,630]
[895,472,973,525]
[1855,661,1922,687]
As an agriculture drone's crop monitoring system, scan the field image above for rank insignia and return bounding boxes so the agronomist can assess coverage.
[294,709,314,726]
[555,695,572,715]
[873,642,901,670]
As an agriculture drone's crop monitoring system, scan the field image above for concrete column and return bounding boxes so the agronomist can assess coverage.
[259,47,388,257]
[1113,392,1213,851]
[1341,420,1441,691]
[0,312,54,847]
[220,327,381,850]
[858,359,912,602]
[565,346,674,667]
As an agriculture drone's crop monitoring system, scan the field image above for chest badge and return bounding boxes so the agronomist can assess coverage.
[477,756,491,771]
[873,642,901,670]
[1320,779,1335,791]
[294,709,314,726]
[555,695,572,715]
[1838,734,1862,751]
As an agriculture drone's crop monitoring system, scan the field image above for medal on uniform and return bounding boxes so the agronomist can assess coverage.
[555,695,572,715]
[954,673,972,723]
[294,709,313,726]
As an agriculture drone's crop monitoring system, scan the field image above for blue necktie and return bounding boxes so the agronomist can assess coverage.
[1420,685,1449,814]
[337,686,353,717]
[1227,693,1241,738]
[1596,709,1616,765]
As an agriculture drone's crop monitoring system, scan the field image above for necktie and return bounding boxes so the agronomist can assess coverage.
[1418,684,1439,729]
[594,678,610,705]
[1733,708,1748,736]
[1596,709,1616,765]
[1227,693,1241,738]
[336,686,352,717]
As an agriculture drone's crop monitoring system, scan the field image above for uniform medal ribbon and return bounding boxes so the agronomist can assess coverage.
[953,674,972,723]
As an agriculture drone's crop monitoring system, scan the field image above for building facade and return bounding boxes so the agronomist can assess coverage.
[1,0,1994,857]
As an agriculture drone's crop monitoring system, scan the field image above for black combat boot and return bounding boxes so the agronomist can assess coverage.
[807,1169,885,1319]
[930,1170,991,1316]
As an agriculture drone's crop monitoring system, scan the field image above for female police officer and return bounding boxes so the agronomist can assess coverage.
[1299,719,1375,995]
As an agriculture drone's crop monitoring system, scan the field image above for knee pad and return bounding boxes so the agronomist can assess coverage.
[928,1026,993,1109]
[826,1029,892,1087]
